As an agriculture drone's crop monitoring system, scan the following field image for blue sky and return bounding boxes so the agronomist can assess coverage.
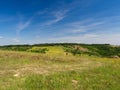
[0,0,120,45]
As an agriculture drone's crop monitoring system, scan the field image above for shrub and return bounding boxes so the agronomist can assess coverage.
[64,46,81,56]
[28,47,49,53]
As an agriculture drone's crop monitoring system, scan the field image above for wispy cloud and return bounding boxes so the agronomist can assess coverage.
[16,19,32,36]
[50,33,99,40]
[83,34,99,38]
[32,0,93,27]
[12,38,20,43]
[47,33,120,45]
[0,36,4,39]
[37,9,48,15]
[0,16,15,23]
[71,22,104,33]
[15,13,37,36]
[43,9,69,26]
[46,15,120,45]
[62,18,105,34]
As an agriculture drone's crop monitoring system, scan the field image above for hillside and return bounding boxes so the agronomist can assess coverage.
[0,43,120,58]
[0,49,120,89]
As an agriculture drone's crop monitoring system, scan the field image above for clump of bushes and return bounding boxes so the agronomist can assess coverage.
[0,44,120,57]
[64,46,82,56]
[28,47,49,53]
[64,45,100,56]
[0,45,31,51]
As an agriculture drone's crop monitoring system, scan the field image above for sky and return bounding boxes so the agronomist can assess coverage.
[0,0,120,45]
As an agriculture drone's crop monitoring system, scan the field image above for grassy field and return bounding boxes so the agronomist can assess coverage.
[0,46,120,90]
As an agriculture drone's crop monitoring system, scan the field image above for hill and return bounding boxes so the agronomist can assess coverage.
[0,48,120,89]
[0,43,120,58]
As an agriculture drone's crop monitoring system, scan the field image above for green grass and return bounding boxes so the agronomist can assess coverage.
[24,65,120,90]
[40,46,66,55]
[0,49,120,90]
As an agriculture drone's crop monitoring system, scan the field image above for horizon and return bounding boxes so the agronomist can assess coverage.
[0,0,120,45]
[0,42,120,47]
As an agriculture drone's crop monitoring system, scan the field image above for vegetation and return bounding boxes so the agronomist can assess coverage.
[0,49,120,90]
[0,43,120,89]
[0,43,120,57]
[27,47,49,53]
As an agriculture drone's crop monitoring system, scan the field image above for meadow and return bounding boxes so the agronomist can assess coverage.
[0,45,120,90]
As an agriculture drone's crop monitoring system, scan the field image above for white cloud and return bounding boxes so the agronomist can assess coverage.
[83,34,99,38]
[37,10,48,15]
[15,13,36,36]
[47,33,120,45]
[0,16,15,23]
[62,15,120,34]
[12,38,20,43]
[43,9,69,26]
[49,33,99,41]
[66,20,105,33]
[0,36,4,39]
[16,19,31,35]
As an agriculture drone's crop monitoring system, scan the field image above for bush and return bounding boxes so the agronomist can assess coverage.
[64,46,81,56]
[28,47,49,53]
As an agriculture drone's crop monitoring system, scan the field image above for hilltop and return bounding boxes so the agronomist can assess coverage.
[0,44,120,89]
[0,43,120,58]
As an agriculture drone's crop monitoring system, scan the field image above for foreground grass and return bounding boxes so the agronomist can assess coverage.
[24,65,120,90]
[0,50,120,90]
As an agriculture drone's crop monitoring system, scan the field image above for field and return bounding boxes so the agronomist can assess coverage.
[0,46,120,90]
